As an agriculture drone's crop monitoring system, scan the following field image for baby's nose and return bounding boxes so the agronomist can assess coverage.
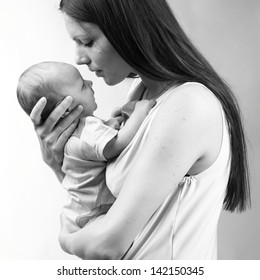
[86,80,93,88]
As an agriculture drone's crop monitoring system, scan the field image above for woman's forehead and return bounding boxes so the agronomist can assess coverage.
[63,13,100,39]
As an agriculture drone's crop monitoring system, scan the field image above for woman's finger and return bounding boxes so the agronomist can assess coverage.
[55,105,83,136]
[55,118,80,152]
[44,106,83,163]
[44,96,74,132]
[30,97,47,126]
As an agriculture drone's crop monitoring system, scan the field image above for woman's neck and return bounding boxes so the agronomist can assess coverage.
[139,75,176,100]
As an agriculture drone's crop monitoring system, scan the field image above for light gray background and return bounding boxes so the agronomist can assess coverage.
[0,0,259,259]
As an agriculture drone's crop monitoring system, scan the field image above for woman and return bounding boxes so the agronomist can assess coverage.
[30,0,250,259]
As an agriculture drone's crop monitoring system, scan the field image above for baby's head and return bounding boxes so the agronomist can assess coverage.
[17,61,97,121]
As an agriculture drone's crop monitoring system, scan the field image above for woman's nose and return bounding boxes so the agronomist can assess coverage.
[75,45,91,65]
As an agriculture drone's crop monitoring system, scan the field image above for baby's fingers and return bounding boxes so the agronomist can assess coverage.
[111,106,122,117]
[105,116,124,130]
[148,99,157,109]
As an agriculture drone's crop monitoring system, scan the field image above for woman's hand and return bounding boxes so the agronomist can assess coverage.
[59,212,109,259]
[30,96,83,182]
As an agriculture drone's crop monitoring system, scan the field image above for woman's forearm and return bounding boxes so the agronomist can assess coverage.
[59,214,124,259]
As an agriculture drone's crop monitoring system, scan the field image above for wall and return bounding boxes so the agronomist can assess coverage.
[0,0,259,259]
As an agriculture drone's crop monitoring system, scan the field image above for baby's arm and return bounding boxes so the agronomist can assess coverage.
[103,99,156,159]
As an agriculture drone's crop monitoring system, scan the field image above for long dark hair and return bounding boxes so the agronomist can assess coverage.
[59,0,250,212]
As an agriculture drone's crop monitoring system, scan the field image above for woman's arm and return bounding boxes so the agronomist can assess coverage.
[30,96,83,182]
[59,85,222,259]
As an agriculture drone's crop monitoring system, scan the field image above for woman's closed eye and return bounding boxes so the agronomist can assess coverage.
[83,40,94,47]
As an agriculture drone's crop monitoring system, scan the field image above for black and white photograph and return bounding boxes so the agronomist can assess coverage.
[1,0,259,277]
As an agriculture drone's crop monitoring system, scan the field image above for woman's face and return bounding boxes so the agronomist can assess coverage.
[63,13,134,86]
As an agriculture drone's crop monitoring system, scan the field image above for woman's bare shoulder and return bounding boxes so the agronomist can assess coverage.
[147,82,223,175]
[173,82,220,106]
[158,82,222,127]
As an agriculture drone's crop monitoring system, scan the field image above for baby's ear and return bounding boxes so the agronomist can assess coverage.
[61,110,70,119]
[54,100,70,118]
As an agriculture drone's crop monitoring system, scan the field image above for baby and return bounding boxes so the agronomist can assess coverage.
[17,61,155,233]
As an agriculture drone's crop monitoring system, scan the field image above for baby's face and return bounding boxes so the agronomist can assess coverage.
[56,64,97,117]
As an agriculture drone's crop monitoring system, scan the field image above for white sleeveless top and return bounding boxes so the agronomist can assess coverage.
[106,82,231,259]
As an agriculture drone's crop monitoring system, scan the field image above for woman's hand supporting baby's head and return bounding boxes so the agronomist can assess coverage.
[30,96,83,182]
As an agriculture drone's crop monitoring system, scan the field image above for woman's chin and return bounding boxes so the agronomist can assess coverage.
[103,76,125,86]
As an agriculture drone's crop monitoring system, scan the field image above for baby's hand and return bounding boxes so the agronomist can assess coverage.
[104,115,124,130]
[134,99,156,116]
